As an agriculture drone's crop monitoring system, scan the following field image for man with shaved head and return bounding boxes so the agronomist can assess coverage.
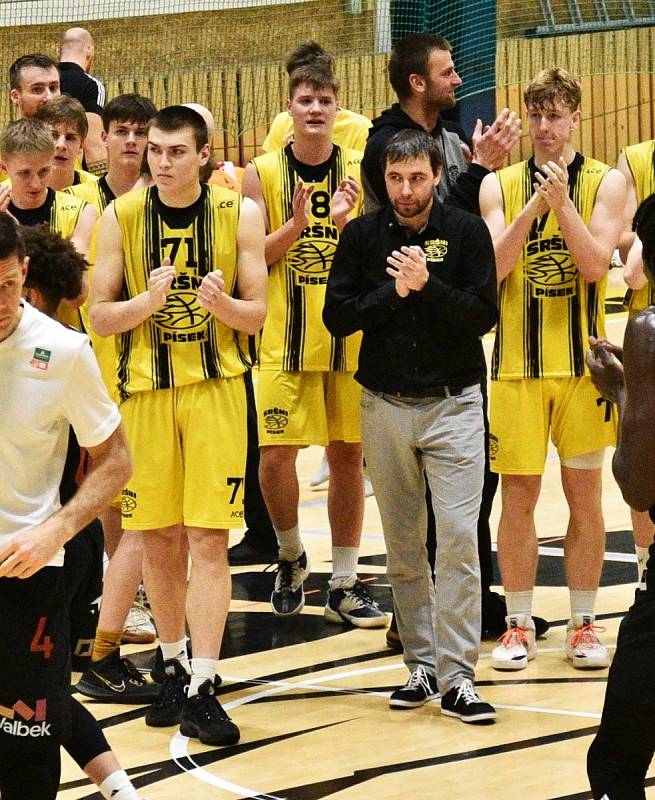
[58,27,107,176]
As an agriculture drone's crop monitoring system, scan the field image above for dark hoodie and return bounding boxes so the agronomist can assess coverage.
[361,103,489,216]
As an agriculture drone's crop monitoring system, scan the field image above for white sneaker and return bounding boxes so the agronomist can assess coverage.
[309,452,329,488]
[565,615,610,669]
[490,614,537,670]
[122,586,156,644]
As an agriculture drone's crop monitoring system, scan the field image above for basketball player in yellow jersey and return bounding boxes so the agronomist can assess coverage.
[90,105,267,744]
[261,40,371,154]
[613,140,655,587]
[479,67,626,672]
[73,95,166,703]
[35,95,97,190]
[242,65,387,627]
[0,118,97,329]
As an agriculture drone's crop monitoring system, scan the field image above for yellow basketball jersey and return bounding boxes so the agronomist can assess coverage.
[623,140,655,312]
[66,175,115,213]
[114,183,250,399]
[492,154,610,380]
[262,109,371,154]
[253,145,362,372]
[67,177,118,394]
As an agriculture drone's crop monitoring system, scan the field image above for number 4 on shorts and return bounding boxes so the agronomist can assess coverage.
[30,616,53,659]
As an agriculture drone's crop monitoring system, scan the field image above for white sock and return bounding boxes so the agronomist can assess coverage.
[160,638,191,674]
[99,770,140,799]
[570,590,597,625]
[329,546,359,590]
[188,657,219,697]
[636,545,649,589]
[505,590,533,621]
[275,524,303,562]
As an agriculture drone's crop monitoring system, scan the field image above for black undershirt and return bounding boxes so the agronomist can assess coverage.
[9,188,56,226]
[284,143,337,183]
[151,183,207,229]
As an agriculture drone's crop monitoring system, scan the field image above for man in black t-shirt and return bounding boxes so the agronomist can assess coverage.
[58,28,107,176]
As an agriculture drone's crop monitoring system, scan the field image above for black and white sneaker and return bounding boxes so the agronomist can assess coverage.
[180,679,240,746]
[440,679,496,724]
[76,650,160,704]
[389,665,439,709]
[324,579,388,628]
[145,659,190,727]
[271,550,310,616]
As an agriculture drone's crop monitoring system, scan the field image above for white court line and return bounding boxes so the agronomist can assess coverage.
[171,658,606,793]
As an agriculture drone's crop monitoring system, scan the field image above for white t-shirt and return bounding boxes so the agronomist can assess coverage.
[0,302,121,566]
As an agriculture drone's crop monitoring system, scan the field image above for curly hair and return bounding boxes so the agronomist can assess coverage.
[21,225,87,315]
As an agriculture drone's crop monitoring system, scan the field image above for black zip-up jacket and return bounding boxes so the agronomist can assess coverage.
[361,103,489,216]
[323,202,497,394]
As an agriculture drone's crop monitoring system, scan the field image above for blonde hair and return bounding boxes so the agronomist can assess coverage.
[0,118,55,159]
[524,67,581,112]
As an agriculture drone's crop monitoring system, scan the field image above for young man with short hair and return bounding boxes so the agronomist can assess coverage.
[36,95,97,189]
[9,54,60,119]
[89,105,267,743]
[480,67,626,670]
[243,65,387,628]
[261,40,371,154]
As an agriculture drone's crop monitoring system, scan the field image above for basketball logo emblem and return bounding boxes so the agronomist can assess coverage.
[153,291,211,332]
[264,413,289,431]
[288,240,336,275]
[525,252,576,289]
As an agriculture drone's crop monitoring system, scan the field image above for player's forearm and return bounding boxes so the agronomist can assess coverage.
[210,295,267,335]
[53,431,131,544]
[494,207,537,282]
[90,293,156,336]
[556,200,613,282]
[265,219,304,265]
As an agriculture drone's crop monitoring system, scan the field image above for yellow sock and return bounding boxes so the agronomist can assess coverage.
[91,630,122,663]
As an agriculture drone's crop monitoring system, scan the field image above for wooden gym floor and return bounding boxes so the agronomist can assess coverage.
[60,269,654,799]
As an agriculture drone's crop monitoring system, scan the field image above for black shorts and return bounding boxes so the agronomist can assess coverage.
[0,568,72,758]
[64,520,104,671]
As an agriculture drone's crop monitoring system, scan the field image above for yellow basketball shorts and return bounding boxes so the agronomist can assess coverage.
[119,376,247,530]
[256,370,361,446]
[489,376,617,475]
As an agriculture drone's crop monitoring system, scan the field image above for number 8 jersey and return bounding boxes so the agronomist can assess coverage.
[253,144,363,372]
[113,183,251,400]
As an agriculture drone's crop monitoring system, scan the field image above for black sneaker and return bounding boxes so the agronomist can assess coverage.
[440,679,496,724]
[271,550,310,616]
[145,659,190,727]
[228,533,278,566]
[386,612,403,652]
[180,679,240,746]
[76,650,160,704]
[324,579,388,628]
[389,665,439,709]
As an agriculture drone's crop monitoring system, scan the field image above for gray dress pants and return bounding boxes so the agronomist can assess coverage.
[361,384,484,694]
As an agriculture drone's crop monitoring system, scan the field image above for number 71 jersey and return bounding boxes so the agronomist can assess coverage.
[113,183,250,400]
[253,144,363,372]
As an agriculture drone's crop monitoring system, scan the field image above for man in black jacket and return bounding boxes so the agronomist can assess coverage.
[362,33,519,215]
[363,33,527,641]
[324,129,497,723]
